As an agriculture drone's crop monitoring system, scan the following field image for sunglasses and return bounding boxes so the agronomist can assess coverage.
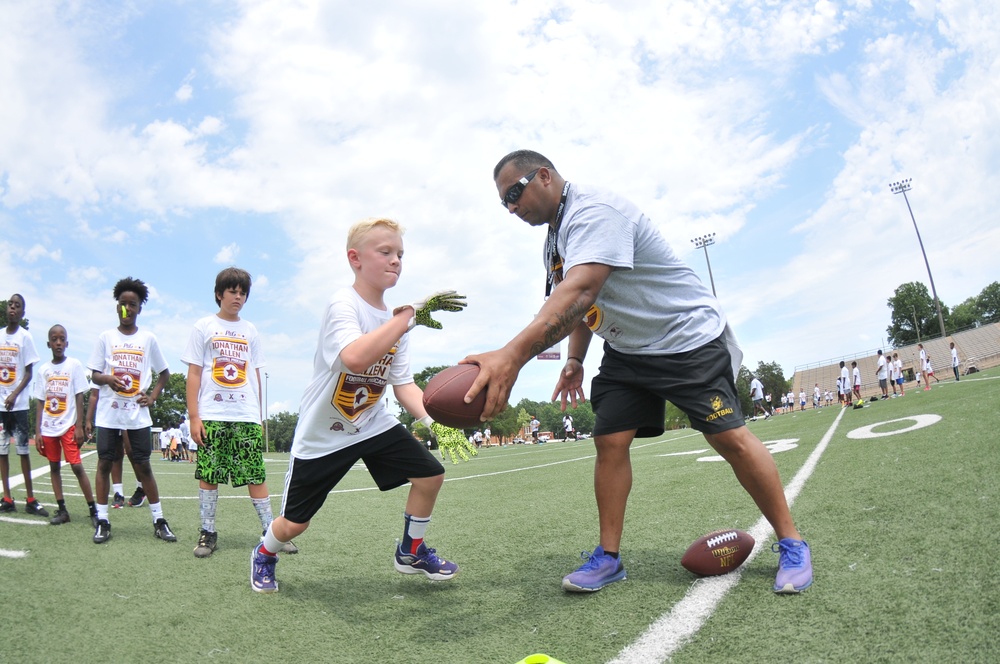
[500,169,540,208]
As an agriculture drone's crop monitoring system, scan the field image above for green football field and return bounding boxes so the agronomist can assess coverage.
[2,369,998,663]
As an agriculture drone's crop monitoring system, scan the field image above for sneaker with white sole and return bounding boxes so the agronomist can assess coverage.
[250,543,278,593]
[93,519,112,544]
[154,518,178,542]
[112,493,125,509]
[772,538,812,593]
[394,541,459,580]
[128,487,146,508]
[25,500,49,517]
[561,545,627,592]
[194,529,218,558]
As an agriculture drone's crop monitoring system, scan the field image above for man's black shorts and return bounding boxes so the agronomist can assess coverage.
[279,424,445,524]
[590,333,745,438]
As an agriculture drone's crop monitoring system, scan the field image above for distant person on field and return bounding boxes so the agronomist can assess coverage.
[563,413,575,440]
[813,383,821,408]
[876,350,889,400]
[924,354,939,387]
[798,389,806,411]
[852,361,862,401]
[87,276,176,544]
[893,353,905,396]
[0,294,49,517]
[951,342,961,381]
[250,217,466,593]
[839,361,851,406]
[749,375,771,420]
[183,267,297,560]
[530,416,541,442]
[463,150,811,594]
[33,324,97,526]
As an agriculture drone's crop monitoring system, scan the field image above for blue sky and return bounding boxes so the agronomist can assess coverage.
[2,1,998,416]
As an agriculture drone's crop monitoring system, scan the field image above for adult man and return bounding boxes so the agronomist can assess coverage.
[463,150,811,594]
[749,375,771,420]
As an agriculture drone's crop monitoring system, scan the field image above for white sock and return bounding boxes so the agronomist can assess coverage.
[113,483,123,496]
[149,501,164,522]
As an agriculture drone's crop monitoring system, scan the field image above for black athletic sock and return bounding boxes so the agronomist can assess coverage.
[57,499,66,510]
[605,550,619,559]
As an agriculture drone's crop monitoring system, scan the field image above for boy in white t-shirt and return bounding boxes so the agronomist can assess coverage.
[34,324,97,526]
[1,294,48,516]
[250,218,466,593]
[183,267,296,559]
[87,277,175,544]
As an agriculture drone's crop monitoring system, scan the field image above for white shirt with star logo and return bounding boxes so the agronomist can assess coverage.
[88,328,169,429]
[181,314,265,423]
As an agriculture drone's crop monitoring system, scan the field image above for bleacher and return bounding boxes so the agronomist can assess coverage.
[791,322,1000,401]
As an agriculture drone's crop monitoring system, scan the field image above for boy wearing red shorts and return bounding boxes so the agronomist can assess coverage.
[34,325,97,526]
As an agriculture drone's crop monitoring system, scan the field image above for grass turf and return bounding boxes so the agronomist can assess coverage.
[2,369,998,663]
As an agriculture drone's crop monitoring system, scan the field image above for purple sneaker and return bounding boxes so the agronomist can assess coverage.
[394,541,459,580]
[562,546,627,592]
[772,538,812,593]
[250,543,279,593]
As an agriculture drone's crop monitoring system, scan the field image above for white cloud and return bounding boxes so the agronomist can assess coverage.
[214,243,240,264]
[1,0,998,410]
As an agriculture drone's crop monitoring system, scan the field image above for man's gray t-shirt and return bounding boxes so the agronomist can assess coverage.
[553,183,725,355]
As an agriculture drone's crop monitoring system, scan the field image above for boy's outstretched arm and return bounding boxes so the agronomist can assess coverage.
[338,310,413,375]
[393,382,429,419]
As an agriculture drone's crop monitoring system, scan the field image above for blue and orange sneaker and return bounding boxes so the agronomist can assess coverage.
[772,538,812,593]
[562,546,627,592]
[250,543,279,593]
[394,541,459,580]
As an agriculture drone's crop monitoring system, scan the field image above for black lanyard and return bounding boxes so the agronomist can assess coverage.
[544,181,572,297]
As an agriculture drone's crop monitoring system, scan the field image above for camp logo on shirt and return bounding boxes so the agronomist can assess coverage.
[0,345,20,387]
[210,335,249,388]
[110,348,144,397]
[331,345,397,420]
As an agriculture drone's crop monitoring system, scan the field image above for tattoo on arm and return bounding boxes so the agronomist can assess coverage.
[529,301,589,357]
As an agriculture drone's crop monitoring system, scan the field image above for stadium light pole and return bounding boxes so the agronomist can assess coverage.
[264,372,270,453]
[690,232,717,296]
[889,179,947,339]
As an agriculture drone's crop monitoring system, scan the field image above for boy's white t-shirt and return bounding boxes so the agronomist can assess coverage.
[181,315,265,423]
[87,328,169,430]
[0,326,40,411]
[877,355,887,379]
[292,287,414,460]
[33,357,89,437]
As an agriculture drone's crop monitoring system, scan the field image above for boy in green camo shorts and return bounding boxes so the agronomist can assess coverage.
[181,267,297,558]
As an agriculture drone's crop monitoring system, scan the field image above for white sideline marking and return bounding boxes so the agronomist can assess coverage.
[609,406,848,664]
[0,548,29,559]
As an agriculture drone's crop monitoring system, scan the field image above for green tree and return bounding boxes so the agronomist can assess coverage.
[977,281,1000,324]
[266,410,299,452]
[949,296,980,331]
[886,282,950,345]
[149,371,188,429]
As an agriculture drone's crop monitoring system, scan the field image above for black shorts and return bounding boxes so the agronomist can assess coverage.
[590,334,745,438]
[279,424,445,524]
[97,426,152,464]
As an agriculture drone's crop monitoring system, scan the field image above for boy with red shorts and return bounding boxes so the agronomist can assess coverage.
[34,325,98,526]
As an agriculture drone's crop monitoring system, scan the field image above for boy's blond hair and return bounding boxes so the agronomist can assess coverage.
[346,217,405,251]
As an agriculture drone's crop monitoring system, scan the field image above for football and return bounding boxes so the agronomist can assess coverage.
[422,364,487,429]
[680,529,755,577]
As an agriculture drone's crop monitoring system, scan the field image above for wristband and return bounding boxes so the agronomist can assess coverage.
[417,415,434,428]
[568,356,584,363]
